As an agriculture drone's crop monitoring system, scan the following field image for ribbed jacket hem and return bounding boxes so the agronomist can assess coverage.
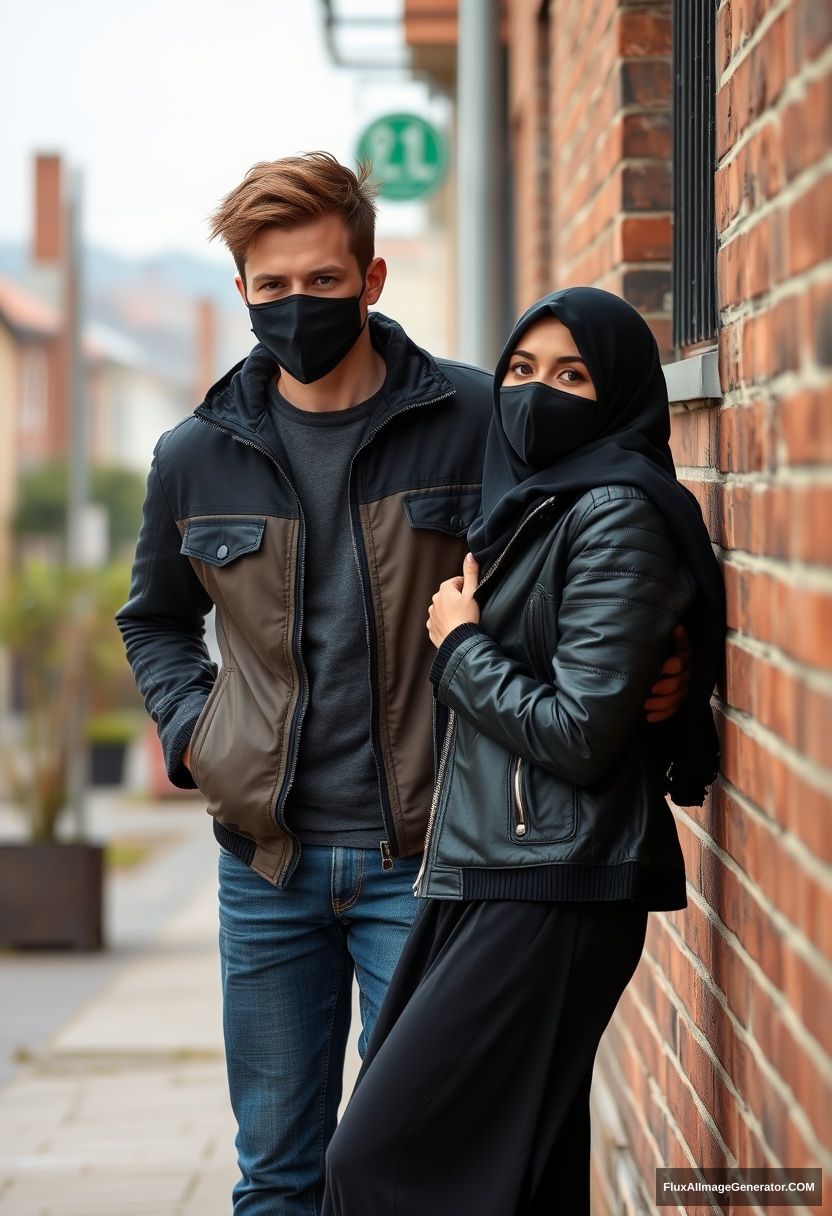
[459,861,687,910]
[429,623,485,687]
[213,819,257,866]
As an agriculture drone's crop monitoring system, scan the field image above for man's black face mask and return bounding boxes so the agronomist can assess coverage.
[248,281,367,384]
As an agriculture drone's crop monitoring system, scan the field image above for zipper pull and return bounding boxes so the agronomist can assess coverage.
[380,840,394,871]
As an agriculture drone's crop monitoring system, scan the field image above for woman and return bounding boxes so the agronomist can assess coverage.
[323,287,725,1215]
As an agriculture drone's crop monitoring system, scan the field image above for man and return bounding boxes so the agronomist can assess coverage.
[116,152,689,1215]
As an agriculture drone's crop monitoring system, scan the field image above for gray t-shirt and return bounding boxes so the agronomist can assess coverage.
[269,380,385,848]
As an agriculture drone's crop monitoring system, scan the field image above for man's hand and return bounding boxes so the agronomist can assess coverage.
[427,553,481,647]
[183,741,192,773]
[644,625,692,722]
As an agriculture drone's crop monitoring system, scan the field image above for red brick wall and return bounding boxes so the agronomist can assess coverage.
[508,0,673,354]
[593,2,832,1212]
[505,1,831,1211]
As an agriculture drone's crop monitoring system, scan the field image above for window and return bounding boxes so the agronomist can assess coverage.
[671,0,719,348]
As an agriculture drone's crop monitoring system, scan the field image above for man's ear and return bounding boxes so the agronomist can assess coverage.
[234,275,248,306]
[365,256,387,308]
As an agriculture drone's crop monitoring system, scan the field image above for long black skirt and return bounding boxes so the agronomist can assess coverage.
[323,896,648,1216]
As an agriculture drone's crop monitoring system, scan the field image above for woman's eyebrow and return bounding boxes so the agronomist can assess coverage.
[555,354,587,364]
[511,348,536,360]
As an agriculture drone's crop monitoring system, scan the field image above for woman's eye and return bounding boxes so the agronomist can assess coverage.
[510,361,533,376]
[560,368,584,383]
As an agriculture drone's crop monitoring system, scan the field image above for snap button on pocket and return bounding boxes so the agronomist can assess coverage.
[450,515,463,531]
[216,544,229,560]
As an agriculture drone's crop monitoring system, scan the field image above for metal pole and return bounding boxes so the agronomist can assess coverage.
[65,167,89,838]
[456,0,502,368]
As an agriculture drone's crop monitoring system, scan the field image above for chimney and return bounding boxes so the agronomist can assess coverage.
[33,153,64,264]
[195,297,217,402]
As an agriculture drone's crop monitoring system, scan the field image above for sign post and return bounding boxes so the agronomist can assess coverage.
[356,113,447,202]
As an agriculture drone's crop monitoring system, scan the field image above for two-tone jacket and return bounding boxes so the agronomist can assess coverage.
[414,484,696,910]
[116,314,491,886]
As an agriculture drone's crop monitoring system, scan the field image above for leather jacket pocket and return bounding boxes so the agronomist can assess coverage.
[180,515,265,566]
[524,584,558,684]
[402,489,480,538]
[509,754,578,844]
[190,667,234,791]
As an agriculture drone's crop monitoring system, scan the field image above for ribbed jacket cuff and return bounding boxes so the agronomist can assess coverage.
[429,623,485,688]
[160,694,208,790]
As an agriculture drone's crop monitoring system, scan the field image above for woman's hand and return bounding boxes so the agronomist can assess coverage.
[427,553,481,647]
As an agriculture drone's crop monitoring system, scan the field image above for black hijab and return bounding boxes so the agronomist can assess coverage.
[468,286,725,807]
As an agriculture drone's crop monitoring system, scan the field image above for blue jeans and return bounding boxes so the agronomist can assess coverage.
[218,843,422,1216]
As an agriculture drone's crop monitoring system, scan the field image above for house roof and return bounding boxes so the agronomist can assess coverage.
[0,275,59,338]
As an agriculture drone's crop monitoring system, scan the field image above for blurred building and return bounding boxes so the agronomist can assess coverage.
[319,0,832,1208]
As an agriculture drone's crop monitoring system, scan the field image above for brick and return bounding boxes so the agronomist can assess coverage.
[615,214,672,261]
[621,161,671,210]
[788,173,832,276]
[616,59,671,108]
[617,9,671,58]
[778,385,832,465]
[717,0,733,73]
[620,111,672,159]
[798,0,832,61]
[670,404,719,467]
[717,401,775,472]
[620,266,671,311]
[739,294,801,382]
[781,72,832,182]
[806,278,832,367]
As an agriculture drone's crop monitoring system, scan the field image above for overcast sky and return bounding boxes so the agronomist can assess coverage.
[0,0,429,262]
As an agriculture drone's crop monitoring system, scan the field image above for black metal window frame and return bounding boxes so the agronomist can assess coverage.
[672,0,720,348]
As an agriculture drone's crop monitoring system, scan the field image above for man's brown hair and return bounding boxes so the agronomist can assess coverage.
[209,152,378,282]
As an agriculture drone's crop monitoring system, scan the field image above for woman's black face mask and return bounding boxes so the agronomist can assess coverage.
[499,381,601,468]
[248,281,367,384]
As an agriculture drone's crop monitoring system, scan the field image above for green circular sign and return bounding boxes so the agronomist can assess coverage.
[356,113,447,201]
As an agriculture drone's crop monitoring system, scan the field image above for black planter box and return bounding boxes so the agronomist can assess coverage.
[0,842,105,950]
[89,741,127,786]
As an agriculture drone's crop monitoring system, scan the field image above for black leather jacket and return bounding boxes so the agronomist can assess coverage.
[414,484,696,910]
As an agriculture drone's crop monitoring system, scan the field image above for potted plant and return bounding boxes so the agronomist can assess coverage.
[0,559,131,949]
[86,708,144,787]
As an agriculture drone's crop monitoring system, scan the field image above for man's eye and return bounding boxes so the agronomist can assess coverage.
[315,275,335,286]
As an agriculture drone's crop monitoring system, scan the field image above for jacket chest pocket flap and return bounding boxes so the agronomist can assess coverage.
[402,490,480,538]
[180,515,266,566]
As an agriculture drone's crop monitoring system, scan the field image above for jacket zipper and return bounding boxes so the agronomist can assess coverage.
[194,412,309,884]
[344,387,456,865]
[413,707,456,895]
[413,495,556,894]
[476,496,558,596]
[512,756,527,835]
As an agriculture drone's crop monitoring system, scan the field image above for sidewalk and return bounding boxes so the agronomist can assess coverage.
[0,859,363,1215]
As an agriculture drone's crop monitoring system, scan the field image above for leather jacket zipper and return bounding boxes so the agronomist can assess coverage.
[512,756,527,836]
[194,412,309,884]
[413,706,456,896]
[476,496,557,596]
